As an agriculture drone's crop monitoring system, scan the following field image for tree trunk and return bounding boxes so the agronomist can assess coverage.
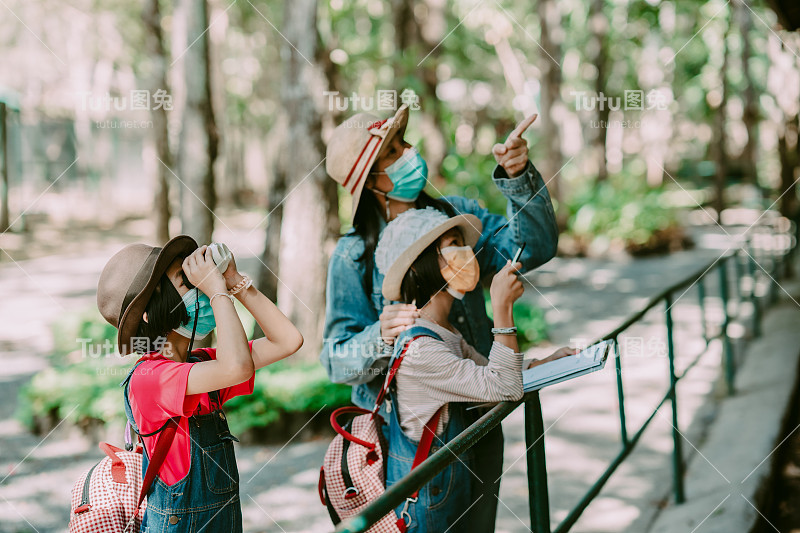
[0,103,9,233]
[589,0,609,182]
[174,0,218,245]
[734,0,759,185]
[272,0,339,360]
[391,0,447,183]
[142,0,172,244]
[538,0,564,213]
[711,9,731,222]
[392,0,415,71]
[777,115,798,219]
[415,0,447,183]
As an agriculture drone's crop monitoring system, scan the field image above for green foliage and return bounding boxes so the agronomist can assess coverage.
[16,360,129,431]
[16,356,352,439]
[50,307,117,358]
[16,356,352,438]
[17,310,351,439]
[223,360,352,436]
[565,172,681,248]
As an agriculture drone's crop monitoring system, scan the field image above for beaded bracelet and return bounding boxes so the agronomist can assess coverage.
[210,292,235,305]
[228,275,253,296]
[491,326,517,336]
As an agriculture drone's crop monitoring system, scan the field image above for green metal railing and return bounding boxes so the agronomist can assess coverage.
[335,221,796,533]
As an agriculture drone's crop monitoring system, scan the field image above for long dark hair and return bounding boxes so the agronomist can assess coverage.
[136,274,189,348]
[352,189,457,294]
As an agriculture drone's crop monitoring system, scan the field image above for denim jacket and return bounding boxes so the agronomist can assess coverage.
[319,162,558,409]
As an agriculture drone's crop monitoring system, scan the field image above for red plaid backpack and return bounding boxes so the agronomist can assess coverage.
[318,326,443,532]
[69,350,212,532]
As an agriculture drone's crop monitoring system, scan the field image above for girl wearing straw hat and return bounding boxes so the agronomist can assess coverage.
[96,236,303,532]
[373,208,574,532]
[320,104,558,531]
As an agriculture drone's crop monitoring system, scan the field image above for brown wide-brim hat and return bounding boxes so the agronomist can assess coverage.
[325,104,410,222]
[97,235,198,355]
[377,209,483,301]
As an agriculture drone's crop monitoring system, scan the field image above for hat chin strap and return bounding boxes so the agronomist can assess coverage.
[186,296,200,359]
[369,186,392,221]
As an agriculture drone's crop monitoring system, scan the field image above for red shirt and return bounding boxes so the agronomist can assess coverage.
[128,342,255,486]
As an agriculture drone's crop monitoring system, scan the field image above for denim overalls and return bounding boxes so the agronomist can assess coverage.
[384,327,475,533]
[386,397,475,532]
[121,354,243,533]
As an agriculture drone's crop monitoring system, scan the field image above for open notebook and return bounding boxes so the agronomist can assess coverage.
[523,339,613,392]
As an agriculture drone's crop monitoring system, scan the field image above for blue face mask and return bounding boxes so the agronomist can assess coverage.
[384,147,428,202]
[174,288,216,340]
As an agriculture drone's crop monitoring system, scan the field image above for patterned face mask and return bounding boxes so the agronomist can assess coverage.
[439,245,479,299]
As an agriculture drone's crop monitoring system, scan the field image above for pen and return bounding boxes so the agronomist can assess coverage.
[512,243,526,264]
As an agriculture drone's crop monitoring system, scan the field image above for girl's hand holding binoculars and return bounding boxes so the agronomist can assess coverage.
[183,246,227,295]
[222,256,244,291]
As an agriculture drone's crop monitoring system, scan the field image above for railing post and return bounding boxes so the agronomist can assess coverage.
[613,339,628,446]
[664,295,685,504]
[732,252,743,302]
[525,392,551,533]
[697,278,707,344]
[719,260,735,395]
[747,247,762,337]
[768,236,779,305]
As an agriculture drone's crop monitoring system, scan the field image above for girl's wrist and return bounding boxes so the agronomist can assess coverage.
[225,272,245,291]
[229,275,254,298]
[233,284,255,301]
[203,280,228,295]
[492,306,514,327]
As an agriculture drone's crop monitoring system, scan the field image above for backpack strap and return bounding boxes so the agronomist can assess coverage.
[121,348,223,530]
[372,326,443,412]
[121,418,179,531]
[374,325,445,501]
[409,408,443,499]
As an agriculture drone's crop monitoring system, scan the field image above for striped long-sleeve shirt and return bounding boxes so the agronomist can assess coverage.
[394,318,524,441]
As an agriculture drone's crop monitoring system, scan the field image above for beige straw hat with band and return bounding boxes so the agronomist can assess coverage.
[325,104,409,222]
[375,207,483,301]
[96,235,198,355]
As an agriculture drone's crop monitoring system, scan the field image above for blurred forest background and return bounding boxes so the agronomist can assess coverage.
[2,0,800,437]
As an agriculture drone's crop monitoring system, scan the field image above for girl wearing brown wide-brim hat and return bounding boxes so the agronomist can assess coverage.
[96,235,303,531]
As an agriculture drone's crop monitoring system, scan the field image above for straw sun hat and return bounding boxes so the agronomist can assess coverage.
[325,104,410,222]
[96,235,198,355]
[375,207,482,301]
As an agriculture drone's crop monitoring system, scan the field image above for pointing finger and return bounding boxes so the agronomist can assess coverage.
[505,136,527,150]
[507,113,538,142]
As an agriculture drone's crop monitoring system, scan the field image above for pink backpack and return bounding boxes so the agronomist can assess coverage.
[318,327,443,532]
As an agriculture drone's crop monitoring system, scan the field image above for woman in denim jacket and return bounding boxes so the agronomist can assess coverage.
[319,104,558,531]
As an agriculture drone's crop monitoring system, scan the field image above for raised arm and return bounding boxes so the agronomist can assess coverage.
[443,173,557,285]
[440,117,557,280]
[221,258,303,370]
[183,246,254,395]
